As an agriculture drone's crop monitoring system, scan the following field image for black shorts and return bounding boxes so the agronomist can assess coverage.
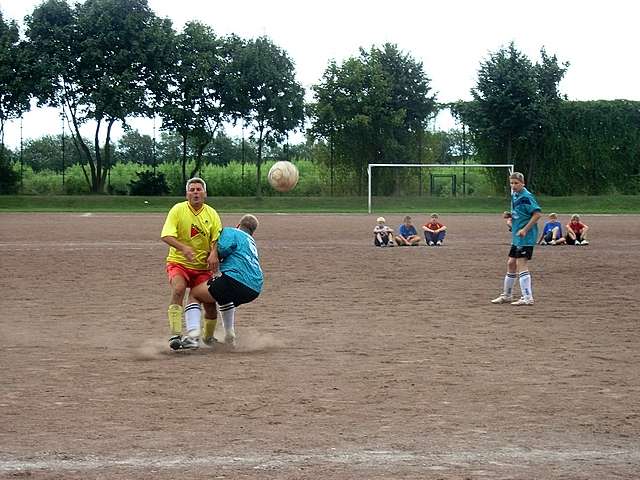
[508,245,534,260]
[207,273,259,306]
[566,234,583,245]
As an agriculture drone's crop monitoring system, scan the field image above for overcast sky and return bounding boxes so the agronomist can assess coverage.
[2,0,639,148]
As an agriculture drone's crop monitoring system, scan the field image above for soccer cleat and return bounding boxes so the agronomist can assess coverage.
[511,297,534,306]
[202,336,217,347]
[549,239,556,245]
[436,240,443,246]
[224,330,237,348]
[491,294,513,304]
[180,335,200,349]
[169,335,183,351]
[388,242,395,247]
[575,240,582,246]
[540,240,547,245]
[428,241,435,246]
[581,240,589,245]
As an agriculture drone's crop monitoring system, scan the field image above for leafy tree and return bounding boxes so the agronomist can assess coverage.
[232,36,305,197]
[0,12,32,156]
[453,43,567,187]
[155,131,183,164]
[25,0,174,193]
[0,145,19,194]
[159,22,240,185]
[22,134,83,172]
[200,131,251,166]
[310,43,437,194]
[115,130,155,165]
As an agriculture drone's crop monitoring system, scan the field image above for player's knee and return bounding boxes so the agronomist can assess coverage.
[173,285,187,298]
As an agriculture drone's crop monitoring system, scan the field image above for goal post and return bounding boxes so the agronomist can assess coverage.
[367,163,514,213]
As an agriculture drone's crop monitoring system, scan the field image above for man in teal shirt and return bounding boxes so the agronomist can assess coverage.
[192,214,263,346]
[491,172,542,306]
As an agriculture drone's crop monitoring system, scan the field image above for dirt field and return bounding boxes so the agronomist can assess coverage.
[1,212,639,479]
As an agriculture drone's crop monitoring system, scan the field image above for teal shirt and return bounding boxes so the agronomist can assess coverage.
[217,227,263,293]
[511,187,541,247]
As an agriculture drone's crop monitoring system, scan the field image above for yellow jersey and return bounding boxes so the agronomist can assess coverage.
[161,201,222,270]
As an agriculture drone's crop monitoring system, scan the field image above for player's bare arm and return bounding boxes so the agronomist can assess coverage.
[517,211,542,238]
[207,240,220,272]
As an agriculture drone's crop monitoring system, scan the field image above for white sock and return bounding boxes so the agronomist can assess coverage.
[219,302,236,334]
[504,273,517,297]
[519,271,533,299]
[184,302,202,337]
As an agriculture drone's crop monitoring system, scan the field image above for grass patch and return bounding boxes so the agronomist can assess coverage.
[0,194,638,214]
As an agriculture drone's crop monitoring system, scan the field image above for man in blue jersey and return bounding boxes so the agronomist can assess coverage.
[491,172,542,306]
[191,214,263,347]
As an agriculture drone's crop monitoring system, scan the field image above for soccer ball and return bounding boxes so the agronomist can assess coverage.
[268,161,299,192]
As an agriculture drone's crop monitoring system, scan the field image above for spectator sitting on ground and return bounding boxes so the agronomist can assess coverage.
[422,213,447,246]
[566,214,590,245]
[373,216,395,247]
[539,212,567,245]
[503,211,513,232]
[395,215,421,246]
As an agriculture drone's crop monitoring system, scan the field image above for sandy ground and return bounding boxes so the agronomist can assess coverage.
[0,211,639,479]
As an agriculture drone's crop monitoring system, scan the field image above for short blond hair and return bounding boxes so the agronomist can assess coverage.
[239,214,259,235]
[509,172,525,183]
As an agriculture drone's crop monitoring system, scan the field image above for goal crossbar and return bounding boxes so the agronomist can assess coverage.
[367,163,514,213]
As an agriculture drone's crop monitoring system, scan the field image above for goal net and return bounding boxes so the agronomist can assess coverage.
[367,163,514,213]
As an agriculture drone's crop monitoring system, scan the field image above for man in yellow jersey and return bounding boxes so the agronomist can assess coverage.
[161,177,222,350]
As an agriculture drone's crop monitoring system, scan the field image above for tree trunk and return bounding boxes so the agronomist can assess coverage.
[94,120,104,193]
[329,135,334,196]
[181,135,188,187]
[190,137,211,180]
[256,127,264,198]
[70,112,97,192]
[102,118,115,193]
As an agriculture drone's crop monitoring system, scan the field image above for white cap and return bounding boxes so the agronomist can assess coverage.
[376,217,386,223]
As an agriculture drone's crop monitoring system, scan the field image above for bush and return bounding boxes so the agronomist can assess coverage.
[106,162,138,195]
[10,159,506,197]
[129,171,169,195]
[0,158,20,194]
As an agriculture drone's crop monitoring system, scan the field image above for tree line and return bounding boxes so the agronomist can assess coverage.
[1,1,638,196]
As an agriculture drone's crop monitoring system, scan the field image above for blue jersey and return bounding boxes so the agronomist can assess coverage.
[399,224,417,237]
[542,221,562,237]
[511,187,541,247]
[217,227,263,293]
